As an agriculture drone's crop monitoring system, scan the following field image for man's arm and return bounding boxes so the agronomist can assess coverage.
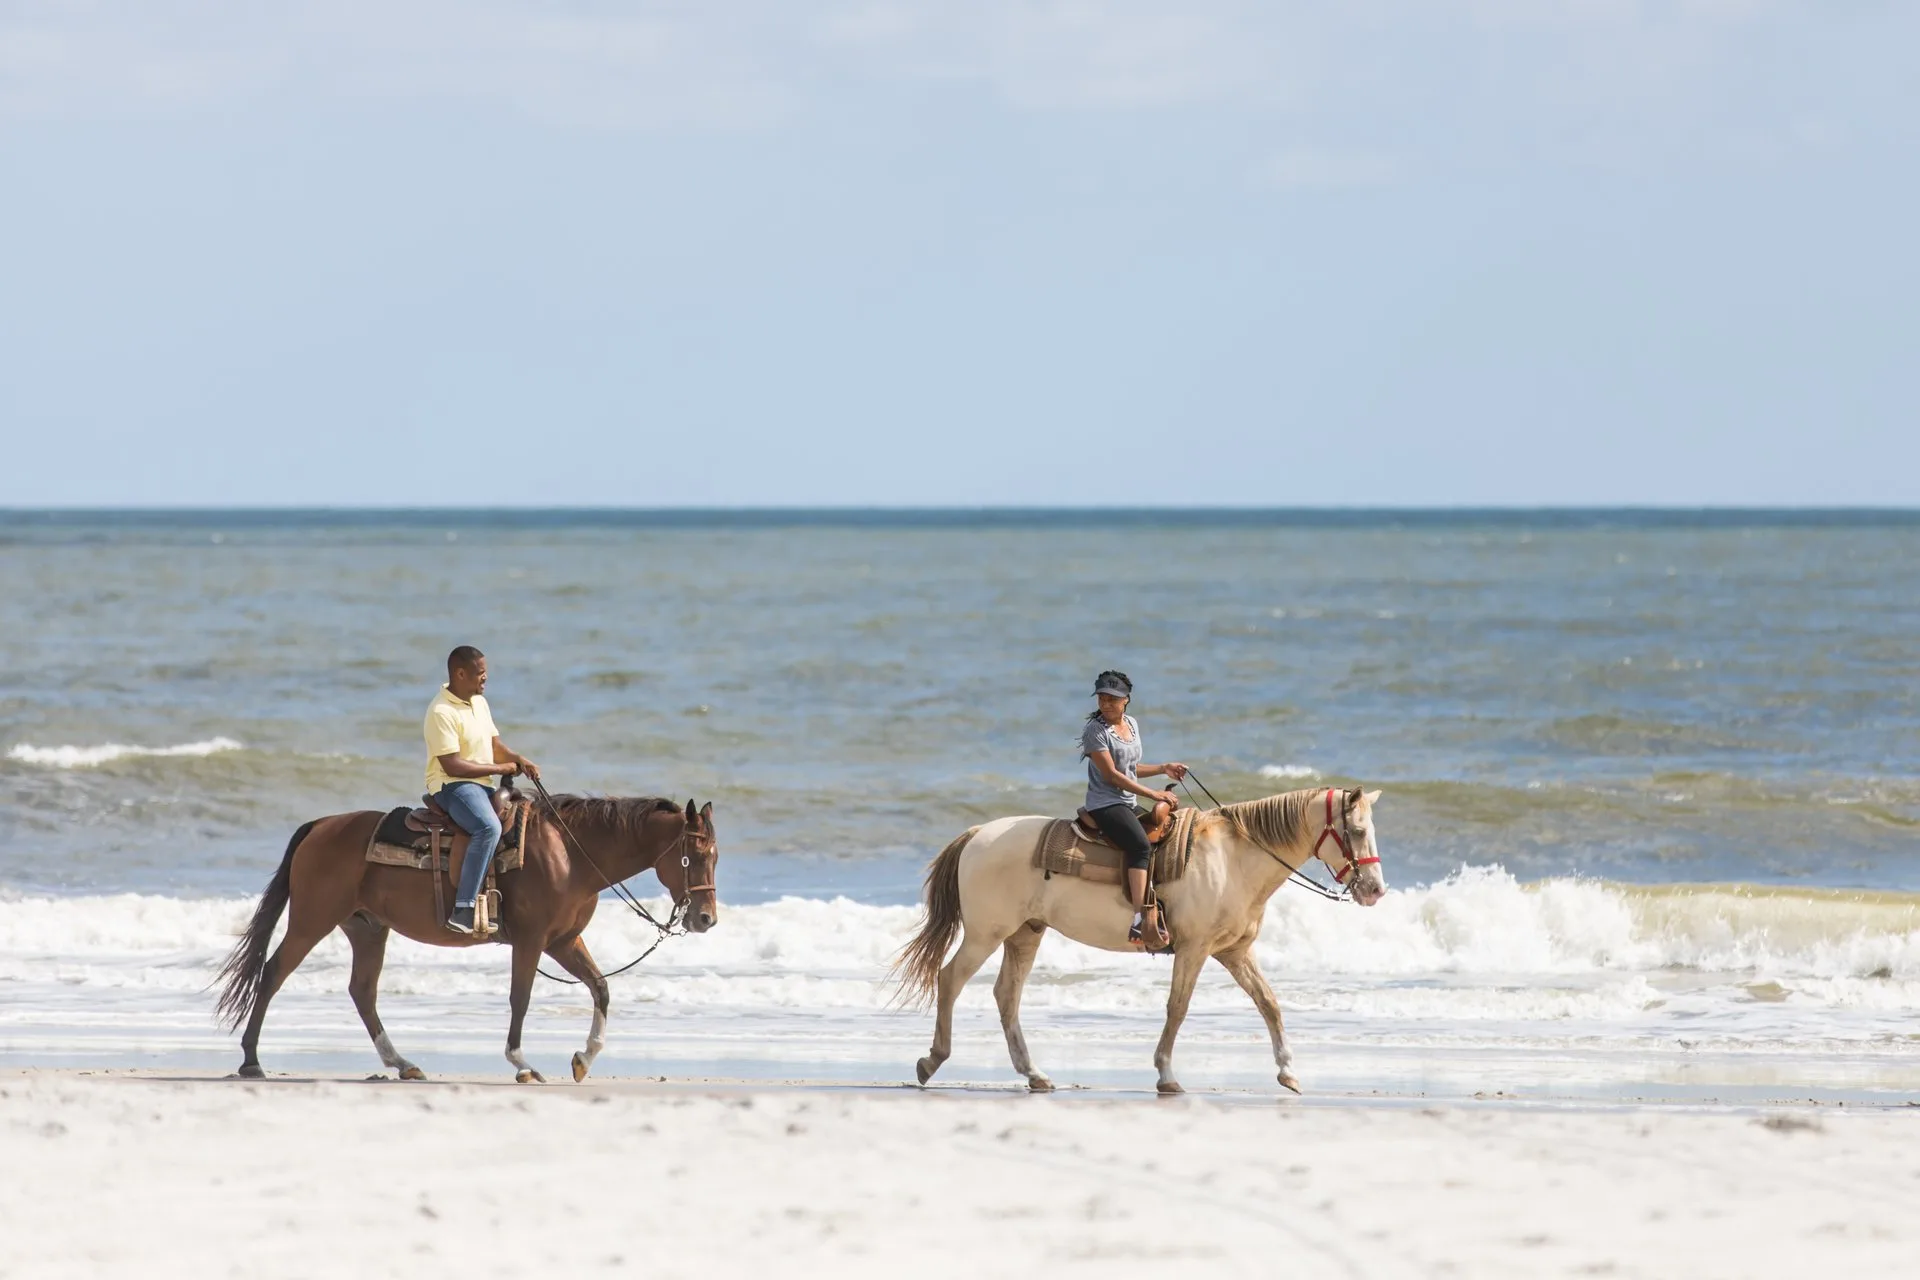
[491,736,541,782]
[436,752,514,780]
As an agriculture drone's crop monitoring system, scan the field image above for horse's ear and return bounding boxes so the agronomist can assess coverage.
[1362,789,1382,808]
[1346,787,1363,807]
[685,799,698,823]
[699,801,713,825]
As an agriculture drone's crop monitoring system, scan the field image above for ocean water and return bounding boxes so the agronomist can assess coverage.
[2,510,1917,1098]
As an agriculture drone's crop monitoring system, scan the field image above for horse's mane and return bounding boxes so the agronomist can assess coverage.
[541,794,680,837]
[1218,788,1316,852]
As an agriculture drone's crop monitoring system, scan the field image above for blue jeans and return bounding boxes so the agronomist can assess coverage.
[438,782,501,909]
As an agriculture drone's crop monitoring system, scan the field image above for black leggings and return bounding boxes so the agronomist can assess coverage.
[1088,803,1152,872]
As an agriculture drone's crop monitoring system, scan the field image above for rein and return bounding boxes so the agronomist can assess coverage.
[1177,773,1360,901]
[526,778,694,985]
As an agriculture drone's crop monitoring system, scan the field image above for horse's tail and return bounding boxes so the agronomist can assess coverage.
[890,825,981,1008]
[214,820,313,1030]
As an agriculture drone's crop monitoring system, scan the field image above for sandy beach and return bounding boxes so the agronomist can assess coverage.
[2,1071,1914,1279]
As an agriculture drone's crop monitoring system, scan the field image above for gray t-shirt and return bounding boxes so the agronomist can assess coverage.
[1080,715,1143,811]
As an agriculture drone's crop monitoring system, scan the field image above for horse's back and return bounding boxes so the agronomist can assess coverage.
[949,816,1045,913]
[303,808,383,848]
[288,809,383,880]
[956,815,1051,875]
[958,814,1170,953]
[953,816,1129,948]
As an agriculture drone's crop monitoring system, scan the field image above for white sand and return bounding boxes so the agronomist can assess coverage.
[2,1072,1915,1279]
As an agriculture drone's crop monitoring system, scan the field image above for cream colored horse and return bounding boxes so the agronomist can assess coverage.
[895,787,1386,1095]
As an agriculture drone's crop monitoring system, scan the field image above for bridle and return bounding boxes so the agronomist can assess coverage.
[1177,774,1377,902]
[671,830,717,900]
[1311,787,1379,887]
[526,778,715,984]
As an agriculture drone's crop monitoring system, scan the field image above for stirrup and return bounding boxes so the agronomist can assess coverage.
[1130,906,1170,953]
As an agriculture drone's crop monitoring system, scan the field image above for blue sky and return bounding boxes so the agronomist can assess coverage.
[2,2,1915,507]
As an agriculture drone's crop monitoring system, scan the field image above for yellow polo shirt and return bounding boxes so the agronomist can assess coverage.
[424,686,501,793]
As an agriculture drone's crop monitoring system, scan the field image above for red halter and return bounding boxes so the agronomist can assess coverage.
[1311,788,1380,885]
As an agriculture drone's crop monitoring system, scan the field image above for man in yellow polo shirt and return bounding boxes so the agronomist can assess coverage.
[426,645,540,935]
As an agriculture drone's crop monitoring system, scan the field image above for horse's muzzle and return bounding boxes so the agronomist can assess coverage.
[689,904,719,933]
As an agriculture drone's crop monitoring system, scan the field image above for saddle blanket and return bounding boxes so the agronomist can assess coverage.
[364,800,531,873]
[1032,807,1198,886]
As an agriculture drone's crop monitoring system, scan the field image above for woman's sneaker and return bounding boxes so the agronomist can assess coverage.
[446,904,477,935]
[1129,905,1171,953]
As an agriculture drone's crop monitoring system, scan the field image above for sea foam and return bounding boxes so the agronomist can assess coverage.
[3,868,1917,1001]
[5,738,245,769]
[1259,764,1319,780]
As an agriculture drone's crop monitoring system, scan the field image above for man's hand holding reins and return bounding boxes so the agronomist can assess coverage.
[489,734,540,783]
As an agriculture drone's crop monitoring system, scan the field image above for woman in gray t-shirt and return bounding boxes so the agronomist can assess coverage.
[1078,670,1188,949]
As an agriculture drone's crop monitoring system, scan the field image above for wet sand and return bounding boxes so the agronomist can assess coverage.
[2,1069,1915,1278]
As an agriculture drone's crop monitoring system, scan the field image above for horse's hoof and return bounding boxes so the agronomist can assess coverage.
[234,1063,265,1080]
[1027,1076,1055,1094]
[515,1068,545,1085]
[399,1066,427,1082]
[1278,1072,1302,1095]
[915,1057,936,1086]
[1156,1080,1184,1096]
[571,1053,589,1083]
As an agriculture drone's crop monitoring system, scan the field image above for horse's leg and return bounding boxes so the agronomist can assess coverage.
[1215,944,1299,1094]
[545,935,610,1083]
[342,913,425,1082]
[916,925,1004,1085]
[1151,945,1209,1096]
[504,940,546,1084]
[994,924,1051,1093]
[236,920,332,1078]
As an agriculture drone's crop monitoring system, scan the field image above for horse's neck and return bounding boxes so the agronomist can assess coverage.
[1219,824,1307,901]
[564,816,670,888]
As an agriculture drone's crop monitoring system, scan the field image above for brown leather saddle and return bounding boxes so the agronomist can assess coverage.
[409,785,507,835]
[1037,805,1194,888]
[364,788,532,937]
[1072,802,1175,850]
[1035,807,1196,956]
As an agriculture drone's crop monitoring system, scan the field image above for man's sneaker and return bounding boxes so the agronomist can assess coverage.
[446,904,477,935]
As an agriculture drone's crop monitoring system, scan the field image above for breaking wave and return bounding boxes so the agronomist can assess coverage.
[1255,866,1920,982]
[1259,764,1319,780]
[5,738,245,769]
[3,868,1918,1018]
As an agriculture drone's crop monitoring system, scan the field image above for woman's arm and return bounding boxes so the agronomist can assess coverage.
[1139,761,1189,781]
[1089,749,1177,805]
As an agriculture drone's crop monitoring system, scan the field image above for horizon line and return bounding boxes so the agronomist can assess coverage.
[5,503,1918,515]
[3,505,1917,533]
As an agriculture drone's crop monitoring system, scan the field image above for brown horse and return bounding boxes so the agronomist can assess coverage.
[215,795,718,1083]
